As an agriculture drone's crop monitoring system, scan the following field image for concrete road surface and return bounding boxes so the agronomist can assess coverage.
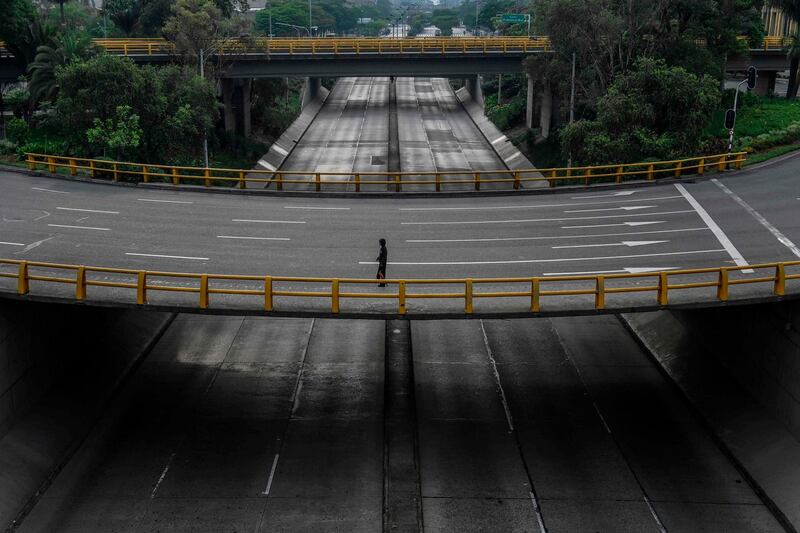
[14,315,783,531]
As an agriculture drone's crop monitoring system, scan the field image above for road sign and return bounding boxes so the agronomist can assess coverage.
[501,14,527,23]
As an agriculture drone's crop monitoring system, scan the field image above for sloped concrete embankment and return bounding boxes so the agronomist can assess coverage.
[0,301,173,529]
[251,87,331,183]
[622,302,800,531]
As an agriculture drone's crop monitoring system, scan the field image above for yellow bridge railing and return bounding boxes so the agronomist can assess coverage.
[91,37,553,56]
[24,152,747,192]
[0,259,797,315]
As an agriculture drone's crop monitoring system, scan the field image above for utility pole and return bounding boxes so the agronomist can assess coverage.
[309,0,313,37]
[474,0,479,36]
[568,52,576,168]
[199,48,209,169]
[268,0,273,37]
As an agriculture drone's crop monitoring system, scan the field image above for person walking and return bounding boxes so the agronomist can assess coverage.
[376,238,388,287]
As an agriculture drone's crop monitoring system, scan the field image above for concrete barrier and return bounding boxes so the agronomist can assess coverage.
[622,302,800,531]
[0,300,173,529]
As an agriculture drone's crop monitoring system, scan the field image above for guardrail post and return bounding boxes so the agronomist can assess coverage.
[584,168,592,186]
[718,155,726,172]
[647,163,655,181]
[48,157,56,173]
[27,154,36,170]
[142,165,149,183]
[239,171,246,189]
[435,173,441,192]
[775,264,786,296]
[315,173,321,192]
[657,272,669,305]
[530,278,540,313]
[89,160,96,178]
[69,159,77,176]
[264,276,273,311]
[550,169,557,187]
[465,279,473,314]
[276,172,283,191]
[112,162,119,182]
[398,281,406,315]
[395,174,401,193]
[18,261,29,295]
[172,167,180,185]
[674,161,683,178]
[200,275,209,309]
[513,171,521,190]
[474,172,481,191]
[595,276,605,310]
[137,272,147,304]
[331,279,340,314]
[735,154,744,170]
[698,158,705,175]
[204,168,211,187]
[75,266,87,300]
[354,173,361,192]
[717,268,729,301]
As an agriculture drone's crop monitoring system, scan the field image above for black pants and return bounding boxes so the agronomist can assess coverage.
[377,264,387,287]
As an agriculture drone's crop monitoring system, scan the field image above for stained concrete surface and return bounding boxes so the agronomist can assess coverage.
[10,314,785,532]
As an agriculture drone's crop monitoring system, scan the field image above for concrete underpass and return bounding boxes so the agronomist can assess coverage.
[3,313,786,532]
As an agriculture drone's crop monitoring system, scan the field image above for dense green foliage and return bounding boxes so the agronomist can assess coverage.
[560,58,720,164]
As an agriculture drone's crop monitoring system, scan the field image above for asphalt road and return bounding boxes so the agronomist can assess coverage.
[15,315,783,531]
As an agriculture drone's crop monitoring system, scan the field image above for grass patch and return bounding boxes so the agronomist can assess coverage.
[744,143,800,166]
[708,95,800,138]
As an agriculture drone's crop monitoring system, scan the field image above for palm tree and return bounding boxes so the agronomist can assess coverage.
[27,33,94,104]
[770,0,800,98]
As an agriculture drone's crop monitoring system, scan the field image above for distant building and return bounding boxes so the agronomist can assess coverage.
[763,6,797,37]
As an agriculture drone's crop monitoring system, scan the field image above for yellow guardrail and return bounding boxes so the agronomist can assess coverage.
[24,153,747,192]
[91,37,553,56]
[736,35,794,50]
[0,259,797,315]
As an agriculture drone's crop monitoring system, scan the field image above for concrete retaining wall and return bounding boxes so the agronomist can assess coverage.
[0,300,173,529]
[623,302,800,529]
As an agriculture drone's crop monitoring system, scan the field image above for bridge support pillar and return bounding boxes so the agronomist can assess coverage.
[221,78,253,137]
[539,81,553,140]
[301,77,322,110]
[465,75,484,108]
[525,74,534,129]
[754,70,777,96]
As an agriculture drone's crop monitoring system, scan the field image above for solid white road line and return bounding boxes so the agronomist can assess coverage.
[552,240,668,249]
[401,210,694,226]
[398,196,681,211]
[232,219,306,224]
[137,198,193,204]
[564,205,656,214]
[358,249,724,266]
[32,187,69,194]
[217,235,291,241]
[283,206,351,210]
[674,184,752,272]
[126,253,209,260]
[563,221,665,229]
[47,223,110,231]
[56,207,120,214]
[257,160,276,170]
[261,453,280,496]
[0,241,25,246]
[151,452,176,499]
[544,267,681,276]
[712,178,800,258]
[406,227,706,243]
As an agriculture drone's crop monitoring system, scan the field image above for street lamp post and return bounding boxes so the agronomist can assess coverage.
[309,0,313,37]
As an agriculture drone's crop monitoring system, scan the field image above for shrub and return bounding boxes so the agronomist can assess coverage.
[6,118,29,145]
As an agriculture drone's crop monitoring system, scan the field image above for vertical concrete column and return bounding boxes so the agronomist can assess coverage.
[222,78,236,133]
[754,71,777,97]
[301,77,322,110]
[242,78,252,138]
[539,82,553,140]
[465,74,484,108]
[526,74,534,130]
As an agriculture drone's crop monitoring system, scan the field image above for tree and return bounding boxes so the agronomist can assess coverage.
[162,0,247,66]
[28,32,95,103]
[103,0,141,36]
[86,104,143,159]
[560,58,721,164]
[770,0,800,98]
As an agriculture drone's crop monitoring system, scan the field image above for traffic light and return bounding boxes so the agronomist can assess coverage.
[747,66,757,90]
[725,109,736,130]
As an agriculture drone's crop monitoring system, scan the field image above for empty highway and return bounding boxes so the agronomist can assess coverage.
[13,315,783,532]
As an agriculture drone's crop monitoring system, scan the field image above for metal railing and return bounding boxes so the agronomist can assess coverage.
[24,152,747,192]
[91,36,553,56]
[1,259,797,315]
